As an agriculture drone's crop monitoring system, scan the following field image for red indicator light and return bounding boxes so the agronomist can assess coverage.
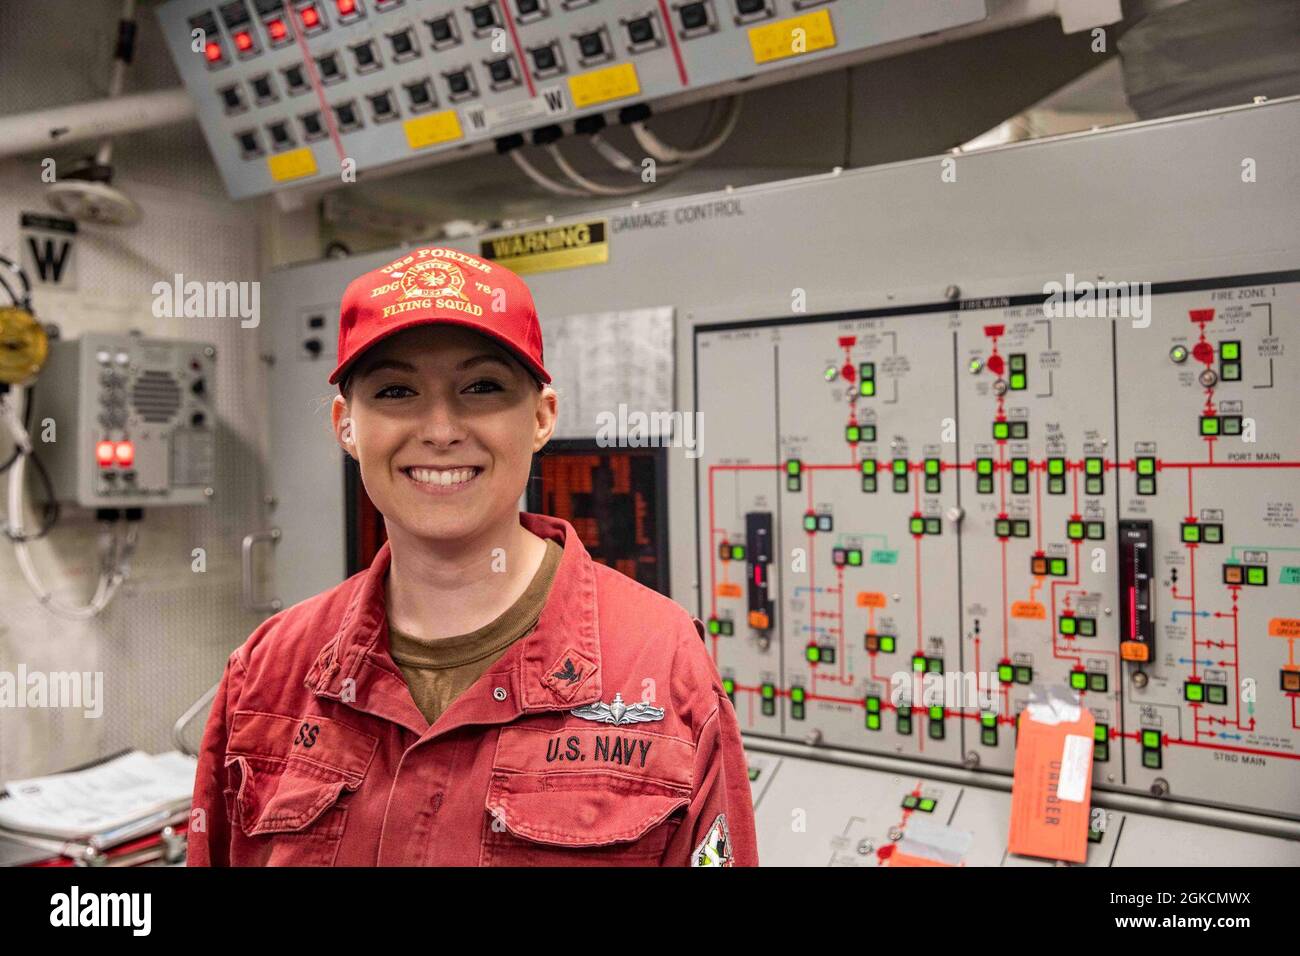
[114,441,135,466]
[96,441,115,466]
[204,41,224,62]
[986,354,1005,376]
[267,18,287,40]
[336,0,356,15]
[300,4,321,27]
[1191,341,1214,365]
[233,30,253,52]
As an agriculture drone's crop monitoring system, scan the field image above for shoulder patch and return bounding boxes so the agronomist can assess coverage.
[691,813,734,867]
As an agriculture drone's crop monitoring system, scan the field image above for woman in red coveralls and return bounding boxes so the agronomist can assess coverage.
[188,246,758,866]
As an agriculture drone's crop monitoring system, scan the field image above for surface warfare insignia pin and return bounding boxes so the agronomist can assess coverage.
[692,814,733,867]
[570,692,664,726]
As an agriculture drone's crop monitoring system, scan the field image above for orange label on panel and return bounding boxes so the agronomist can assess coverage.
[1008,706,1095,864]
[857,591,887,608]
[716,583,741,598]
[1268,618,1300,637]
[1011,601,1045,620]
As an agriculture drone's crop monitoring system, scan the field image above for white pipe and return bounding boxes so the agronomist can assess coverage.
[0,89,195,160]
[95,0,140,168]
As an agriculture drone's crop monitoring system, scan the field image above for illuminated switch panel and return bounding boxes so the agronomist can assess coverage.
[157,0,989,198]
[28,336,217,508]
[694,274,1300,820]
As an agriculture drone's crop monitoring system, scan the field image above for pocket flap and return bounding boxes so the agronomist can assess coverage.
[486,771,689,847]
[225,754,353,836]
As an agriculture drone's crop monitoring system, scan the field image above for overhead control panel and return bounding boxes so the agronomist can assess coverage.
[694,274,1300,821]
[155,0,987,198]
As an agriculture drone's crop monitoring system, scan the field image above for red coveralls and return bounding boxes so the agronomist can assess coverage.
[188,512,758,866]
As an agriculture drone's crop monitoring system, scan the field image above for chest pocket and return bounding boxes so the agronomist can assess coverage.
[480,724,694,866]
[223,711,378,866]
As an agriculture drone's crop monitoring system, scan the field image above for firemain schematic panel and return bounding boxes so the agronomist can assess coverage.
[694,271,1300,821]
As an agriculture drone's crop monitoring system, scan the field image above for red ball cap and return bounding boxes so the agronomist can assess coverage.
[329,246,550,387]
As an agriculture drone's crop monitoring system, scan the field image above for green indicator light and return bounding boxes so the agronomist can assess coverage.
[1070,672,1087,690]
[1012,458,1028,476]
[902,794,919,809]
[787,459,801,476]
[1085,457,1103,475]
[1137,458,1155,475]
[927,657,942,673]
[893,459,908,475]
[708,619,721,635]
[893,476,908,493]
[862,459,876,475]
[806,645,820,663]
[1143,750,1161,768]
[722,678,734,694]
[847,550,863,566]
[1015,666,1032,683]
[791,687,805,703]
[968,358,982,373]
[993,422,1010,440]
[1137,477,1156,495]
[912,656,926,673]
[732,545,745,560]
[1169,344,1189,363]
[1048,458,1065,475]
[1089,673,1107,692]
[977,458,993,475]
[1247,566,1266,585]
[787,475,800,491]
[1079,619,1096,637]
[866,713,881,730]
[879,635,895,652]
[1207,685,1226,704]
[824,366,838,382]
[1086,522,1105,540]
[1185,682,1204,702]
[1049,558,1067,575]
[1221,362,1240,381]
[846,425,861,442]
[910,517,925,535]
[1142,730,1160,749]
[1094,724,1107,742]
[866,697,880,713]
[1067,521,1084,540]
[1182,524,1200,543]
[977,476,994,494]
[918,798,936,812]
[762,684,775,699]
[1219,341,1239,360]
[1202,525,1221,544]
[1009,354,1026,372]
[1009,372,1026,390]
[925,458,940,475]
[804,514,817,532]
[1060,616,1077,635]
[928,705,944,721]
[860,379,876,397]
[998,664,1013,682]
[1221,416,1241,435]
[859,362,875,379]
[995,519,1011,537]
[1200,416,1220,436]
[981,713,996,727]
[925,517,940,535]
[862,425,876,442]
